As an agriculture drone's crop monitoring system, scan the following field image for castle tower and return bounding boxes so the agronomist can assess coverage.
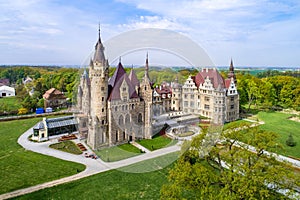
[78,68,91,114]
[139,53,153,139]
[87,26,109,149]
[228,58,236,84]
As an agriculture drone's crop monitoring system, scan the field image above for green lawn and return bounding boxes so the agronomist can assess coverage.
[0,118,85,194]
[223,119,253,130]
[13,152,179,200]
[178,131,195,137]
[0,96,21,112]
[50,140,82,155]
[137,134,177,151]
[95,143,142,162]
[257,111,300,158]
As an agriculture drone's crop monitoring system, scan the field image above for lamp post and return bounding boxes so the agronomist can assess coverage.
[106,150,109,162]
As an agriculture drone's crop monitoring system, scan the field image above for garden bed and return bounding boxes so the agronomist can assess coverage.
[49,140,82,155]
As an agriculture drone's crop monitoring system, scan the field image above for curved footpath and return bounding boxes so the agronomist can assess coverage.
[0,128,181,200]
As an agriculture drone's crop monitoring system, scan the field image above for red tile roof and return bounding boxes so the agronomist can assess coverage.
[43,88,66,99]
[194,68,225,89]
[0,78,9,86]
[225,79,231,89]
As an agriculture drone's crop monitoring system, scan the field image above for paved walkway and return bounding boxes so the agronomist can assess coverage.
[130,141,151,153]
[0,127,181,200]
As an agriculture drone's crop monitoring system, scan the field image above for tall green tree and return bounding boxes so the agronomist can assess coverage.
[161,126,300,199]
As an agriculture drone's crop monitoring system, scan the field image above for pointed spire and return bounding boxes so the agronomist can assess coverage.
[145,52,149,72]
[228,58,236,84]
[119,56,121,63]
[145,52,149,79]
[93,25,106,64]
[98,22,101,43]
[230,58,234,71]
[142,52,151,84]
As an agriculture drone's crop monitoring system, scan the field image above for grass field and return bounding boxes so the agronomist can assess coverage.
[49,140,82,155]
[257,111,300,158]
[0,96,21,112]
[14,152,179,200]
[223,119,254,130]
[0,118,85,194]
[137,135,177,151]
[95,143,142,162]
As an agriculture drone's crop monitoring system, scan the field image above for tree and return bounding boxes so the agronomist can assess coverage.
[245,77,259,111]
[161,125,300,199]
[286,134,296,147]
[257,79,276,109]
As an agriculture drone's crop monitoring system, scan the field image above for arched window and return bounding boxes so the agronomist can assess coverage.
[125,114,130,124]
[115,106,118,112]
[138,113,143,123]
[119,115,124,126]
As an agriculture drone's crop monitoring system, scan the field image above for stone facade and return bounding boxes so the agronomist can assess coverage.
[42,88,66,109]
[77,29,239,150]
[171,61,239,124]
[77,29,154,150]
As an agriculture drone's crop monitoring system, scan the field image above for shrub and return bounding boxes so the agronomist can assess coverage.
[286,134,296,147]
[18,107,28,115]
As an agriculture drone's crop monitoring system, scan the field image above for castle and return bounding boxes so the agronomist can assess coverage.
[77,29,239,150]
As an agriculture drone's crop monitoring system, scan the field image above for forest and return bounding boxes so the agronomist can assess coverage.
[0,66,299,115]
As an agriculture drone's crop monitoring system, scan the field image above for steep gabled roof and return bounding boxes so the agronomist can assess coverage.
[0,78,9,86]
[128,69,140,88]
[225,79,231,89]
[108,62,126,88]
[108,75,139,101]
[108,62,139,101]
[194,68,225,89]
[43,88,66,99]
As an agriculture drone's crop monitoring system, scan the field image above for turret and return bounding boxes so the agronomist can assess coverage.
[87,26,109,149]
[228,58,236,84]
[139,53,153,139]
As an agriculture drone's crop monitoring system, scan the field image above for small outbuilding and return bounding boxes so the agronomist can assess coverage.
[32,116,78,141]
[43,88,67,109]
[0,85,15,97]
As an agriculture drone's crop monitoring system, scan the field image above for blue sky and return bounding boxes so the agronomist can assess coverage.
[1,0,299,67]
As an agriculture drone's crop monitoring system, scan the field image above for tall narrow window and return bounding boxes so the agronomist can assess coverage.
[138,113,143,123]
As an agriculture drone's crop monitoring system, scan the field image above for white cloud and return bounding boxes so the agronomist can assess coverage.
[120,15,189,31]
[115,0,300,66]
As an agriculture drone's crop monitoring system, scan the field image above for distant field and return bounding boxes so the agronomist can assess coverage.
[14,152,179,200]
[0,96,21,112]
[0,117,85,194]
[257,112,300,158]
